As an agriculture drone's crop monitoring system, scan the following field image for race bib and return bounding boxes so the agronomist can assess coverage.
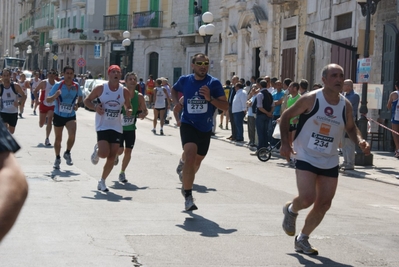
[105,108,119,120]
[122,115,134,126]
[59,103,73,113]
[3,99,14,108]
[307,123,334,154]
[394,105,399,121]
[187,98,207,114]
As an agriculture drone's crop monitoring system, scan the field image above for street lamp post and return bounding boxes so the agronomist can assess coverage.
[198,12,215,56]
[122,31,131,77]
[355,0,380,166]
[27,45,32,70]
[44,43,51,72]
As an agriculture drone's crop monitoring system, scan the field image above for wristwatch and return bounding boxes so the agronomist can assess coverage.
[208,97,214,103]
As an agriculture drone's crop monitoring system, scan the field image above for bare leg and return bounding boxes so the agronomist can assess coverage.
[53,126,63,156]
[101,143,119,180]
[0,151,28,242]
[182,142,205,190]
[64,120,76,151]
[392,124,399,151]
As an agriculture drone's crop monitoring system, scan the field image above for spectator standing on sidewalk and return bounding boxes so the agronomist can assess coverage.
[280,64,370,255]
[172,53,228,211]
[232,82,247,142]
[387,80,399,158]
[84,65,132,192]
[341,79,360,170]
[227,75,238,141]
[46,66,83,169]
[246,84,258,149]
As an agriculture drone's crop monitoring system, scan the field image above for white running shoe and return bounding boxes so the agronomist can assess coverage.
[91,144,99,165]
[119,172,128,183]
[45,138,51,146]
[97,180,109,192]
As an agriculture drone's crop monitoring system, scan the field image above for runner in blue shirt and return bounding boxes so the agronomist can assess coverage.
[172,53,228,211]
[47,66,83,169]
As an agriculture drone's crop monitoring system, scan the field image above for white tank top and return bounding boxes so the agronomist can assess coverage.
[43,80,55,107]
[154,86,166,109]
[31,78,41,90]
[19,81,27,94]
[95,83,125,133]
[293,89,346,169]
[1,85,19,113]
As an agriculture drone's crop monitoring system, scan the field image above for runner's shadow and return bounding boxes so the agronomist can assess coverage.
[176,212,237,237]
[110,181,148,192]
[81,190,132,202]
[36,143,53,148]
[193,183,217,194]
[50,169,80,179]
[288,253,354,267]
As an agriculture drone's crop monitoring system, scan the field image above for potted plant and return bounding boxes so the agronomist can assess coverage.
[10,34,15,39]
[93,29,100,33]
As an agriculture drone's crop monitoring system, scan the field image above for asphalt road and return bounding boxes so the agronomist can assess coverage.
[0,107,398,267]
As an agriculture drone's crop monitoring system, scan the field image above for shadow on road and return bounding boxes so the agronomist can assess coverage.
[193,183,217,194]
[176,212,237,237]
[81,190,133,202]
[288,253,354,267]
[110,181,149,192]
[50,169,80,179]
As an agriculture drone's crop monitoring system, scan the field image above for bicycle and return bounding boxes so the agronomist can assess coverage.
[256,140,281,162]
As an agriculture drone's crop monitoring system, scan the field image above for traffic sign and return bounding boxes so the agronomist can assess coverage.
[77,57,86,67]
[357,58,371,83]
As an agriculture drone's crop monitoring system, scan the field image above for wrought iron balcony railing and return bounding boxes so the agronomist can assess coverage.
[103,14,131,31]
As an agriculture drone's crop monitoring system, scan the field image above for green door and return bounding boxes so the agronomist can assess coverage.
[119,0,128,30]
[150,0,159,27]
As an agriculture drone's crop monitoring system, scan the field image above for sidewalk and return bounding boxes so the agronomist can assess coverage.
[146,108,399,187]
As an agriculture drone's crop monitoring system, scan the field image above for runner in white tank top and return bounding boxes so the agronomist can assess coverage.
[33,70,57,146]
[30,72,41,114]
[83,65,133,192]
[279,64,370,256]
[17,73,30,118]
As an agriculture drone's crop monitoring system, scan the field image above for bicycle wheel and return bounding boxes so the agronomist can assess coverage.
[257,147,272,162]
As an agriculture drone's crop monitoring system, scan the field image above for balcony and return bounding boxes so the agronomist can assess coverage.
[72,0,86,7]
[34,17,55,31]
[52,28,71,43]
[50,0,59,6]
[69,30,105,44]
[103,14,131,31]
[132,11,163,29]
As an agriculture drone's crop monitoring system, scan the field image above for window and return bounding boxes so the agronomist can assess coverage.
[335,12,352,31]
[285,26,296,41]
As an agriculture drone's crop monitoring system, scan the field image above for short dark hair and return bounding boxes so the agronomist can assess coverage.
[299,79,309,90]
[63,65,74,73]
[225,80,231,85]
[260,80,267,88]
[283,78,292,87]
[235,82,244,89]
[2,68,12,75]
[191,53,209,64]
[271,77,278,83]
[290,82,300,90]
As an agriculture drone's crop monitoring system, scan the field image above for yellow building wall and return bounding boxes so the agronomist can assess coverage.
[108,0,118,14]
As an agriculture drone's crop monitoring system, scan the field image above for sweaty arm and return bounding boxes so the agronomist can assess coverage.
[123,87,133,116]
[344,100,370,155]
[279,94,314,160]
[83,85,103,113]
[14,84,27,102]
[33,81,45,103]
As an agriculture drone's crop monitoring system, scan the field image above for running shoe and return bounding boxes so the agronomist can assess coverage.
[151,129,156,134]
[282,201,298,236]
[176,159,184,175]
[19,113,23,118]
[185,195,198,211]
[97,180,109,192]
[294,235,318,255]
[45,138,51,146]
[63,152,73,166]
[160,129,164,135]
[53,158,61,169]
[33,110,37,116]
[114,156,119,166]
[91,144,99,165]
[119,172,128,183]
